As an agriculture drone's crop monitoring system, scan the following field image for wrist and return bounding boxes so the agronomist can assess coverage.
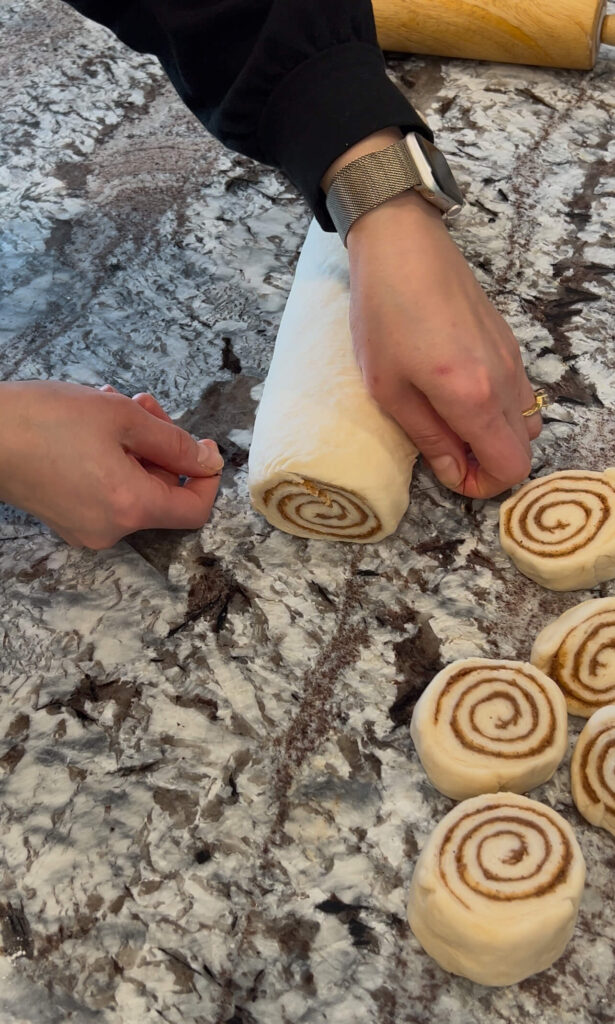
[346,188,447,251]
[323,129,464,245]
[320,128,403,193]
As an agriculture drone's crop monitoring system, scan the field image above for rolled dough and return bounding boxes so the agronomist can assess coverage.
[571,704,615,835]
[499,468,615,591]
[407,792,586,986]
[531,597,615,717]
[248,220,418,542]
[410,659,568,799]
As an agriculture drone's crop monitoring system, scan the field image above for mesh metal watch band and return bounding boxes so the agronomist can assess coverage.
[325,138,423,244]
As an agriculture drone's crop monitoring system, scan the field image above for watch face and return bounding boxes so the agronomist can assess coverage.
[407,134,465,213]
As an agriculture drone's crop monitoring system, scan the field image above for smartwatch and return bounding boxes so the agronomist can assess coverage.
[325,132,465,244]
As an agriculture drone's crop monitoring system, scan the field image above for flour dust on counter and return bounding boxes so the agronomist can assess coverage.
[2,0,615,1021]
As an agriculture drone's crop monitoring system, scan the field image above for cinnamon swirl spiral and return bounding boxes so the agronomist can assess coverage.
[571,705,615,835]
[411,659,568,799]
[531,597,615,717]
[500,469,615,591]
[261,478,382,540]
[408,792,586,985]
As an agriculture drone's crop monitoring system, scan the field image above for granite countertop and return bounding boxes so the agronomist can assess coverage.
[1,2,615,1021]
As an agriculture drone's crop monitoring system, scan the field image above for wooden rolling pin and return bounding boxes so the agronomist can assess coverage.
[373,0,615,68]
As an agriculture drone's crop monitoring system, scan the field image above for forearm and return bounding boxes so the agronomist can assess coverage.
[59,0,431,228]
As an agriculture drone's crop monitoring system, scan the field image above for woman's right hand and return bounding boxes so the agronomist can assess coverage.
[0,380,223,549]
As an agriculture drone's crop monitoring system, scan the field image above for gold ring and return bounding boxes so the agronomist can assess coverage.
[522,388,549,418]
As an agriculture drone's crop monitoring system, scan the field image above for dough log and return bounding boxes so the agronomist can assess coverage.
[410,659,568,800]
[499,469,615,591]
[531,597,615,717]
[248,221,418,542]
[571,705,615,835]
[408,792,586,986]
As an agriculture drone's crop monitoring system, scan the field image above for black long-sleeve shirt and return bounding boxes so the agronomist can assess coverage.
[61,0,432,229]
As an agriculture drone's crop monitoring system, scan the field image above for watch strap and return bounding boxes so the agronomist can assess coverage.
[325,138,422,244]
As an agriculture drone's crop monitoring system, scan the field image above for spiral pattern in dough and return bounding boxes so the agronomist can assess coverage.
[408,793,586,986]
[262,478,381,540]
[500,469,615,590]
[439,799,572,907]
[571,706,615,835]
[410,659,568,799]
[503,471,613,557]
[531,597,615,717]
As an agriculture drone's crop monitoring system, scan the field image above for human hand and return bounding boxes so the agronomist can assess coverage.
[322,129,541,500]
[0,381,223,548]
[346,191,541,499]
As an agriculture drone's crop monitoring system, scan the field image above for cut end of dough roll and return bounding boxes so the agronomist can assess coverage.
[257,475,383,541]
[408,792,586,986]
[500,468,615,591]
[531,597,615,717]
[410,658,568,800]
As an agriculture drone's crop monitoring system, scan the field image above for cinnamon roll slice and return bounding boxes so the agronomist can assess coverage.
[531,597,615,717]
[411,659,568,799]
[500,469,615,591]
[261,478,382,540]
[408,792,586,986]
[248,220,418,543]
[571,705,615,835]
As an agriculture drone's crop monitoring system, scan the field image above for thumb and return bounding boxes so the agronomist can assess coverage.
[121,403,224,477]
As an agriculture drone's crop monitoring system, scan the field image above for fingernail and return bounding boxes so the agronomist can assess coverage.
[197,439,224,473]
[430,455,463,488]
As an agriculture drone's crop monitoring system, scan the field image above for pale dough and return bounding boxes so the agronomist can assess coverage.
[407,791,586,986]
[499,468,615,591]
[248,220,418,542]
[531,597,615,717]
[571,704,615,835]
[410,659,568,800]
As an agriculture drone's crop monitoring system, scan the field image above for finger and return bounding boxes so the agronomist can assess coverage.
[141,460,179,487]
[447,407,531,497]
[384,383,470,491]
[131,442,218,487]
[502,394,532,464]
[518,375,536,414]
[506,349,544,441]
[132,392,174,425]
[138,469,221,531]
[105,390,179,465]
[413,375,531,497]
[120,402,224,478]
[395,379,531,498]
[481,350,533,464]
[524,409,543,441]
[518,378,544,441]
[101,386,173,430]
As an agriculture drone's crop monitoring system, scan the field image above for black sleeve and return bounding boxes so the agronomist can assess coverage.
[61,0,433,229]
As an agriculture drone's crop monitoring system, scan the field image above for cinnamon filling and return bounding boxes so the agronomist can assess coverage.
[263,477,382,539]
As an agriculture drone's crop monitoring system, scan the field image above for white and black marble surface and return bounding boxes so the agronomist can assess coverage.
[1,2,615,1021]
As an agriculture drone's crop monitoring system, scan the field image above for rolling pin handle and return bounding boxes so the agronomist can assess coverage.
[601,14,615,46]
